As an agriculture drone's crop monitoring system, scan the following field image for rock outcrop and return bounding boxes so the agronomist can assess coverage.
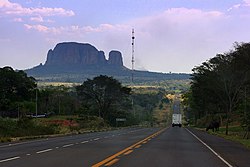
[108,51,123,66]
[25,41,191,83]
[44,42,123,68]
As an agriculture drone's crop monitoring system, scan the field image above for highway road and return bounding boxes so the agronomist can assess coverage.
[1,127,250,167]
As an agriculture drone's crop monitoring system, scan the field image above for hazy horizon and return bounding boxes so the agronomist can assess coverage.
[1,0,250,73]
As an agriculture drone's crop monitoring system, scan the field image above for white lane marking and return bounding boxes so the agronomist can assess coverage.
[0,138,51,148]
[186,128,233,167]
[36,148,53,154]
[0,156,20,163]
[26,154,31,156]
[81,141,89,144]
[62,144,74,148]
[55,147,59,149]
[93,138,100,141]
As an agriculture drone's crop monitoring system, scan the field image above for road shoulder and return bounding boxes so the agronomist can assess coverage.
[187,127,250,167]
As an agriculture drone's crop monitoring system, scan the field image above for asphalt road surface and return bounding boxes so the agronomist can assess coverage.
[1,127,250,167]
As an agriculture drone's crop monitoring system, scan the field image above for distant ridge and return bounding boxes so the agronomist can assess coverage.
[26,42,190,83]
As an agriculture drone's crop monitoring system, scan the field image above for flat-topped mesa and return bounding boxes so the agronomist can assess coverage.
[45,42,104,66]
[45,42,123,68]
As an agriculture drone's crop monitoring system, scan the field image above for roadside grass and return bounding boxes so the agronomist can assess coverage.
[206,126,250,149]
[0,115,109,142]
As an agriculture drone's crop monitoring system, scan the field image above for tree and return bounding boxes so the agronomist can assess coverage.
[188,42,250,135]
[76,75,131,124]
[38,86,79,115]
[0,67,36,117]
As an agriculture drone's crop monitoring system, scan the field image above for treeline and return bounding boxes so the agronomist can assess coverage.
[183,42,250,135]
[0,67,36,117]
[0,68,167,128]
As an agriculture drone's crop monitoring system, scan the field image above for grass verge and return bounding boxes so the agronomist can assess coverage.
[204,125,250,149]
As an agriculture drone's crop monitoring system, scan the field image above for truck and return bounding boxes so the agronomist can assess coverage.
[172,113,182,127]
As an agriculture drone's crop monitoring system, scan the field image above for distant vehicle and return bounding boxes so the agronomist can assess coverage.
[172,113,182,127]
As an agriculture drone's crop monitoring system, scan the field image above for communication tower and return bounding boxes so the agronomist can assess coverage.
[131,29,135,116]
[131,29,135,83]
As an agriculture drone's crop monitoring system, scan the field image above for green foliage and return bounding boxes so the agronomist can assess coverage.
[37,86,79,115]
[0,67,36,116]
[76,115,108,130]
[208,125,250,148]
[0,117,57,138]
[186,42,250,135]
[76,75,131,125]
[132,90,164,125]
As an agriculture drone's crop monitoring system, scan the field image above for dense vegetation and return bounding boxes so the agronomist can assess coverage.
[183,42,250,137]
[0,67,36,117]
[0,69,171,140]
[76,75,132,126]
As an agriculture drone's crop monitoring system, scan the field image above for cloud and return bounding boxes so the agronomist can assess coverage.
[23,7,224,38]
[13,17,23,22]
[0,0,74,17]
[24,23,129,35]
[30,15,44,22]
[244,0,250,5]
[21,7,248,72]
[24,24,50,33]
[228,0,250,11]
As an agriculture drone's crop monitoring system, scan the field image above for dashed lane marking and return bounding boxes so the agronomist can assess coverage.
[81,141,89,144]
[134,145,141,149]
[36,148,53,154]
[92,128,166,167]
[0,156,20,163]
[62,144,74,148]
[123,150,133,155]
[104,158,119,167]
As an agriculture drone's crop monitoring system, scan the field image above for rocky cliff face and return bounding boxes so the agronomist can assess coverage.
[108,50,123,66]
[45,42,123,68]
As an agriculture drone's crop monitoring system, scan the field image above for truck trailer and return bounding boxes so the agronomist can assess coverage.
[172,113,182,127]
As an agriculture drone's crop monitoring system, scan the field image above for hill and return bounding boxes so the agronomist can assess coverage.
[26,42,190,84]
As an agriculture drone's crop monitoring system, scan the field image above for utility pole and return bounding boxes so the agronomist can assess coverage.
[36,88,38,117]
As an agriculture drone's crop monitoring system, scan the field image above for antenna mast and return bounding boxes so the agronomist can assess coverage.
[131,29,135,117]
[132,29,135,83]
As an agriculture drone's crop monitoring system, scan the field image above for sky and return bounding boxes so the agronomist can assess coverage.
[0,0,250,73]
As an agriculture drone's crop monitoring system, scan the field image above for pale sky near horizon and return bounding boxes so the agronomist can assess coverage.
[1,0,250,73]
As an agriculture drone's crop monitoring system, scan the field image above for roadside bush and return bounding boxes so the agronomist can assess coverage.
[0,117,17,137]
[77,115,108,130]
[0,137,11,142]
[0,117,57,138]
